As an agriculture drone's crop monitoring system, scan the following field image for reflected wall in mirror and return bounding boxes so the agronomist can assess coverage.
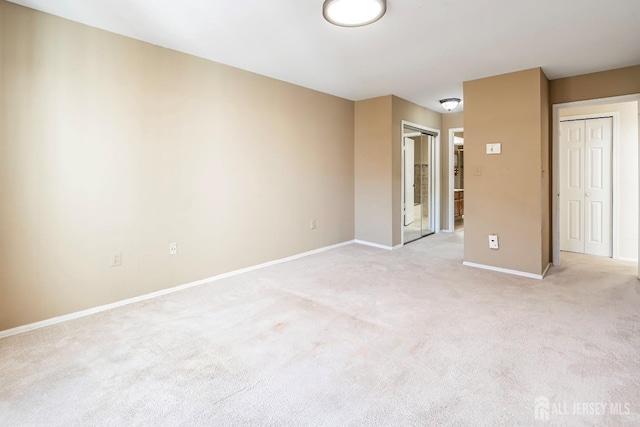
[403,124,436,244]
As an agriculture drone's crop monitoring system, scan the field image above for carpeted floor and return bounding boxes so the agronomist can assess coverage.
[1,231,639,425]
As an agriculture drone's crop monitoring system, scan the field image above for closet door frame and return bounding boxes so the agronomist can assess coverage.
[553,110,621,264]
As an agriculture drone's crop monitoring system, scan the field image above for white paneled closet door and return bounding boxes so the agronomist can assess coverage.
[559,117,612,256]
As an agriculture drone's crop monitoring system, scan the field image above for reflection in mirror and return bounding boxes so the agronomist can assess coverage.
[403,125,436,243]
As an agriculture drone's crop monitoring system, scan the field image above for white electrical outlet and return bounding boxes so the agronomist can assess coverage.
[169,242,178,255]
[310,219,316,230]
[110,251,122,267]
[488,235,499,250]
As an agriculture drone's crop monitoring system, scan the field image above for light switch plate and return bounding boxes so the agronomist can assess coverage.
[486,143,501,154]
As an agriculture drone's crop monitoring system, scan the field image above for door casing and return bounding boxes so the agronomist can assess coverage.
[552,93,640,274]
[448,127,464,232]
[400,120,440,246]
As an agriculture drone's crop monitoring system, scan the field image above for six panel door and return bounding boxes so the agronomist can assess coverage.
[559,118,612,256]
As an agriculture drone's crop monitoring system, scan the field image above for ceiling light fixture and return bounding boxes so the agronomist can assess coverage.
[440,98,461,111]
[323,0,387,27]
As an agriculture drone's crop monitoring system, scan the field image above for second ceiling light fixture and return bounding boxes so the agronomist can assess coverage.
[323,0,387,27]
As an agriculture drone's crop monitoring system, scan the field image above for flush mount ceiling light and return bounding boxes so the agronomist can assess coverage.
[323,0,387,27]
[440,98,461,111]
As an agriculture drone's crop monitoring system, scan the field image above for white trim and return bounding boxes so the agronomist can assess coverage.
[617,256,639,263]
[552,108,559,265]
[448,127,464,233]
[463,261,551,280]
[400,120,441,246]
[434,132,441,233]
[354,239,395,250]
[400,132,405,245]
[0,240,355,339]
[552,94,640,269]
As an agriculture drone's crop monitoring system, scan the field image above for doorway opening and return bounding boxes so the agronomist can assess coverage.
[552,95,640,270]
[449,129,465,233]
[402,122,440,245]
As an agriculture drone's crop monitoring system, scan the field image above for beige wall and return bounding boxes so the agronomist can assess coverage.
[463,68,549,275]
[0,2,355,331]
[550,65,640,105]
[391,96,442,246]
[354,95,441,247]
[354,96,393,246]
[442,112,464,231]
[559,101,639,260]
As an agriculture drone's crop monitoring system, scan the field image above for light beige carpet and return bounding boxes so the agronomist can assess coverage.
[1,232,639,425]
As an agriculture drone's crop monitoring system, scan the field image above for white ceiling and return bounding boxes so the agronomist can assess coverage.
[9,0,640,113]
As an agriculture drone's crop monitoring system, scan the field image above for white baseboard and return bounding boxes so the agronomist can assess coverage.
[463,261,551,280]
[615,256,638,263]
[353,240,396,250]
[0,240,354,339]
